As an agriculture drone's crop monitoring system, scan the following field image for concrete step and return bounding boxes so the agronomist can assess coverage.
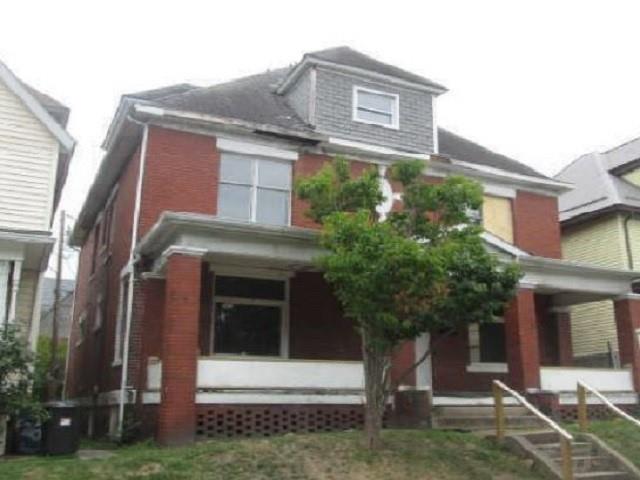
[550,455,617,473]
[574,472,630,479]
[433,415,544,430]
[536,442,594,457]
[433,405,529,417]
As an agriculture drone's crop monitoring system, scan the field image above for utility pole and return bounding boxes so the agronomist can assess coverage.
[48,210,65,401]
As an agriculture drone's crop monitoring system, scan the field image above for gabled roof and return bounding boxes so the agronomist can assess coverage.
[0,59,75,152]
[298,46,448,92]
[555,151,640,223]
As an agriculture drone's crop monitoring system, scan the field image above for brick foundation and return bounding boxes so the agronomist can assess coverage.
[195,404,367,438]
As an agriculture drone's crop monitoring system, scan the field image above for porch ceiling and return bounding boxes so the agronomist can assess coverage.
[136,212,322,276]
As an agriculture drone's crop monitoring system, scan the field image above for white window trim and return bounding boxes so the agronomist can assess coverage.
[352,86,399,130]
[467,319,507,373]
[210,275,290,359]
[113,270,130,366]
[218,153,292,226]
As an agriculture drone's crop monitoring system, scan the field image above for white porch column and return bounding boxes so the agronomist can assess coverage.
[7,260,22,324]
[415,333,432,389]
[0,261,9,325]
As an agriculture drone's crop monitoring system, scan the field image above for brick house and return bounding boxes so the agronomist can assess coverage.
[65,47,640,445]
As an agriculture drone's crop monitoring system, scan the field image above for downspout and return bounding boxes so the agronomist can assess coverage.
[623,213,634,270]
[117,119,149,437]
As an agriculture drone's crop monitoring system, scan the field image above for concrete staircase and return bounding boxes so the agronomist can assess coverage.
[432,404,546,431]
[506,431,640,479]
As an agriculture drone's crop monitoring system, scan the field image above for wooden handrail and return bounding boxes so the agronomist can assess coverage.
[493,380,574,480]
[577,381,640,432]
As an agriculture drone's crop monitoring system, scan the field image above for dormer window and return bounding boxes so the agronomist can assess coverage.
[353,86,399,129]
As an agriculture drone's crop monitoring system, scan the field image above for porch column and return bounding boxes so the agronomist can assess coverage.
[157,253,202,446]
[505,288,540,390]
[613,295,640,391]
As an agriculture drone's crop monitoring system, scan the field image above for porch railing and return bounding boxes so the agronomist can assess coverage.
[493,380,574,480]
[577,381,640,432]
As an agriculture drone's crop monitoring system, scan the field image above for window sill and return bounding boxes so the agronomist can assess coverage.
[466,362,508,374]
[112,359,123,368]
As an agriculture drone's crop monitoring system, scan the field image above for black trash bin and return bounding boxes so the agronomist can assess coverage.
[42,402,79,455]
[14,416,42,454]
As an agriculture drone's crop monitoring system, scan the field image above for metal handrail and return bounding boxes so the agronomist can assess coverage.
[493,380,574,480]
[577,381,640,432]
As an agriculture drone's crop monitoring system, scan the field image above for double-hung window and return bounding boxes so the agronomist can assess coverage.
[218,153,291,226]
[353,86,399,129]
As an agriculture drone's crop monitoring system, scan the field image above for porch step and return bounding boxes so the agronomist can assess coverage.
[504,432,639,480]
[433,415,544,431]
[435,405,528,417]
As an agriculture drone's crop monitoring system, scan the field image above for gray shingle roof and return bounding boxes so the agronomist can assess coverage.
[555,151,640,223]
[304,46,447,91]
[126,48,545,180]
[149,69,312,132]
[438,128,547,179]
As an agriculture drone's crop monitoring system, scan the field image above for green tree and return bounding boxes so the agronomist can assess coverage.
[33,336,67,402]
[297,157,521,449]
[0,326,45,419]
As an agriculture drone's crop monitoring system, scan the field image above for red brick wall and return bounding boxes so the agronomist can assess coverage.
[65,146,141,399]
[157,254,202,445]
[431,329,507,393]
[139,126,218,238]
[289,272,361,360]
[513,191,562,258]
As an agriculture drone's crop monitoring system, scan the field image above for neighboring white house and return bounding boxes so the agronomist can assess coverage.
[0,59,75,347]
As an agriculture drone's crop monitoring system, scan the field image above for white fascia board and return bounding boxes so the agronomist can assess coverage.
[448,159,573,194]
[326,137,429,161]
[483,183,516,199]
[133,104,325,143]
[0,60,75,153]
[217,137,299,160]
[276,57,448,96]
[481,231,529,257]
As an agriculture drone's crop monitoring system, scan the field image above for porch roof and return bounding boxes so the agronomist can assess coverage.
[484,231,640,305]
[136,212,321,274]
[138,213,640,305]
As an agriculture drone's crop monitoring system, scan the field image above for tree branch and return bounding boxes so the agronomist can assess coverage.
[388,329,456,395]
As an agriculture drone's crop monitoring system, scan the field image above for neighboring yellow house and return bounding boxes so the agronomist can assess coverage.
[556,141,640,366]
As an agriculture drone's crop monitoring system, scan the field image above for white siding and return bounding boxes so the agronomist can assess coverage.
[0,79,59,231]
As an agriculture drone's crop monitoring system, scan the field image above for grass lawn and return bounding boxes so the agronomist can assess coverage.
[0,429,542,480]
[568,418,640,466]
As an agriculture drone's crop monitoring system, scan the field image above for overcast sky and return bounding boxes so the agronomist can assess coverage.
[3,1,640,278]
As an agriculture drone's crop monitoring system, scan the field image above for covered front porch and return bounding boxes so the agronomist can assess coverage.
[431,240,640,414]
[136,213,640,443]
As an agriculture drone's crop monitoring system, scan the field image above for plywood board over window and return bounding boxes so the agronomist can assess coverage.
[482,195,514,244]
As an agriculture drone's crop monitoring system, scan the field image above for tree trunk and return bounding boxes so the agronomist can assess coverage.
[362,331,390,450]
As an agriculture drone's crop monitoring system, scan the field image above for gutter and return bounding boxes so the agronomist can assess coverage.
[117,119,149,438]
[623,213,635,270]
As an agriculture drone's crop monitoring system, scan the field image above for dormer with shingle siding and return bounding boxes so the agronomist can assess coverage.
[279,47,447,154]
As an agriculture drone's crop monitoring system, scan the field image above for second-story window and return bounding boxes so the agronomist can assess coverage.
[353,86,399,129]
[218,153,291,226]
